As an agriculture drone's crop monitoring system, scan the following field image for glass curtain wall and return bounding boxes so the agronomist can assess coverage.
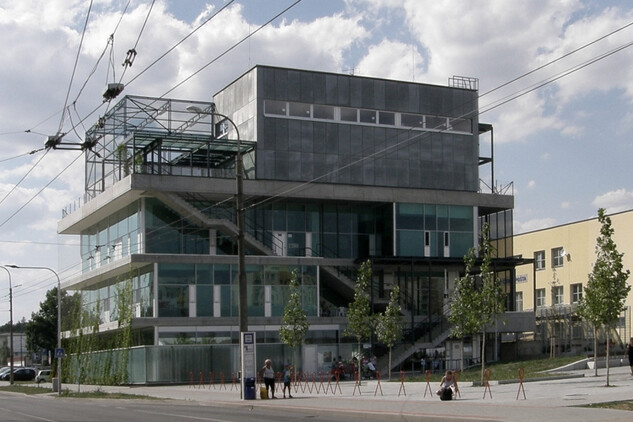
[156,263,318,319]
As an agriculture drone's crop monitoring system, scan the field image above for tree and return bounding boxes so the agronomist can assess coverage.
[577,208,631,386]
[344,260,374,359]
[375,285,403,381]
[279,269,309,381]
[447,223,505,384]
[448,246,482,372]
[25,287,79,370]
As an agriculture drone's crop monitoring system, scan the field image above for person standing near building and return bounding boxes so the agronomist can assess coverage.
[626,338,633,376]
[260,359,276,399]
[282,363,293,398]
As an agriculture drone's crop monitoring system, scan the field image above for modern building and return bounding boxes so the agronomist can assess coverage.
[513,209,633,356]
[58,65,528,383]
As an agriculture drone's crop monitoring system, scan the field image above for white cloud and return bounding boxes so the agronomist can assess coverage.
[560,201,571,209]
[592,188,633,213]
[527,180,536,189]
[356,39,425,81]
[515,217,558,234]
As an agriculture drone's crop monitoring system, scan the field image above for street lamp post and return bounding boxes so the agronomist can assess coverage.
[7,265,61,394]
[186,104,248,392]
[0,266,14,385]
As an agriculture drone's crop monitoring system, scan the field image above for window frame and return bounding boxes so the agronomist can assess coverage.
[535,288,546,307]
[552,285,564,305]
[571,283,583,304]
[551,247,564,268]
[534,250,545,270]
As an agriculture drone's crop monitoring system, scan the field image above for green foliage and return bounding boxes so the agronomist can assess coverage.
[375,285,403,348]
[447,223,505,381]
[65,267,136,385]
[577,209,630,385]
[279,269,309,349]
[25,288,79,359]
[375,285,403,380]
[449,223,505,338]
[344,260,374,355]
[578,208,631,327]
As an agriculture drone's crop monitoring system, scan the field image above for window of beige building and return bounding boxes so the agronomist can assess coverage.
[551,247,564,268]
[534,250,545,270]
[536,288,546,307]
[516,291,523,311]
[571,283,583,304]
[553,285,564,305]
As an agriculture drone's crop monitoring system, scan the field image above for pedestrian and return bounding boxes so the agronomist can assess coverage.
[260,358,276,399]
[626,337,633,376]
[282,363,293,398]
[436,370,456,401]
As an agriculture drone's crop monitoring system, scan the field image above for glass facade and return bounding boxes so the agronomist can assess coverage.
[146,198,209,254]
[156,263,318,318]
[80,202,141,272]
[395,204,474,257]
[80,265,153,323]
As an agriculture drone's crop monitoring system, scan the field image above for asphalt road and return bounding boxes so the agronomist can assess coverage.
[0,393,416,422]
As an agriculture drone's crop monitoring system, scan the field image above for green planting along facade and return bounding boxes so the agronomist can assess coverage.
[59,66,524,384]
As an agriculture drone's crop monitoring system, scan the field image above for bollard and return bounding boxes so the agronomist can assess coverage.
[398,370,406,397]
[423,370,433,398]
[374,370,383,396]
[483,368,492,399]
[516,368,526,400]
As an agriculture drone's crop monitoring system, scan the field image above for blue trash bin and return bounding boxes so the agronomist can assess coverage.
[244,377,256,400]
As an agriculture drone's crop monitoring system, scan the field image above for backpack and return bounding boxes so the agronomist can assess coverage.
[440,387,453,401]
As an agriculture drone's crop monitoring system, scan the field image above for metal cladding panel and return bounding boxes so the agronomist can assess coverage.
[234,66,481,192]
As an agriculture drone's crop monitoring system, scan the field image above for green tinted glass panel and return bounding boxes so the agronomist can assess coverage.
[397,230,423,256]
[196,285,213,317]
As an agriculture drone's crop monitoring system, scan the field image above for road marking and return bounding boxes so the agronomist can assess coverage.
[136,409,232,422]
[0,407,55,422]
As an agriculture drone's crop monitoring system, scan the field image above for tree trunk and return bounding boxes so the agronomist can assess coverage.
[388,346,392,381]
[605,332,611,387]
[293,348,298,385]
[480,331,486,386]
[593,326,598,377]
[460,338,464,372]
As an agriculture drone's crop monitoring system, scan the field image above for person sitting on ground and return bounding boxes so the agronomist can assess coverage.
[436,370,456,401]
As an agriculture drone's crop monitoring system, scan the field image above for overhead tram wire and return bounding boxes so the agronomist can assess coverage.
[479,38,633,115]
[244,34,633,212]
[122,0,236,89]
[118,0,156,83]
[0,151,83,231]
[95,9,633,253]
[57,0,95,135]
[0,148,44,163]
[0,149,50,208]
[158,0,304,99]
[479,19,633,100]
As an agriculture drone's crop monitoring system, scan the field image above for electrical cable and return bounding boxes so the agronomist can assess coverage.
[57,0,95,135]
[123,0,236,88]
[158,0,304,99]
[0,148,44,164]
[0,152,83,230]
[0,149,50,208]
[118,0,156,83]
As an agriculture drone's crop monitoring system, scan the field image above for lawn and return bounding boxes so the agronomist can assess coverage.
[403,355,583,383]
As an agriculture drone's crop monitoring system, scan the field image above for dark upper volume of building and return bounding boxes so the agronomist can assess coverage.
[214,66,479,191]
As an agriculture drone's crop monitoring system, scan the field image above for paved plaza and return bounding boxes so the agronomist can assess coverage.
[44,363,633,421]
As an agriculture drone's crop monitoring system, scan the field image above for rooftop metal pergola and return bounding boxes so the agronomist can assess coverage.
[82,96,255,201]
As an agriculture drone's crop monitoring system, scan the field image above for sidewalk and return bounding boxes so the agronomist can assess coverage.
[49,365,633,421]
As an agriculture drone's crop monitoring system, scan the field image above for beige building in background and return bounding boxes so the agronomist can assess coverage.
[513,209,633,353]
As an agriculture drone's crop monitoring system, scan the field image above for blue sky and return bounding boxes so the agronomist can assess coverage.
[1,0,632,320]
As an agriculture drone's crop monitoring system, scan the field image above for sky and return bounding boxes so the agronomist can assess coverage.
[1,0,633,322]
